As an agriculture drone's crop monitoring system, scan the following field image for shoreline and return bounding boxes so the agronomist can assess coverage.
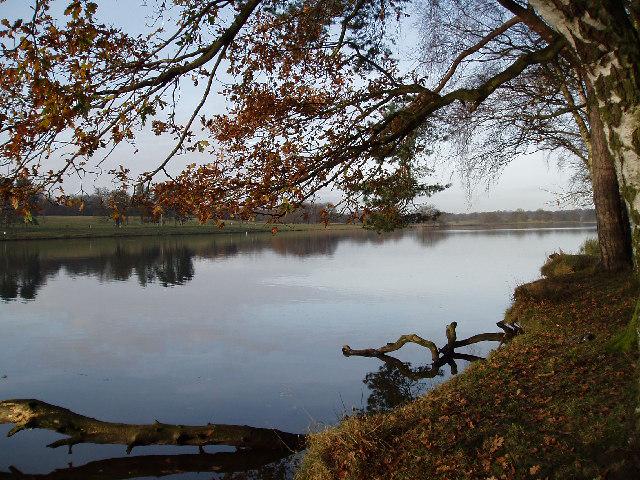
[1,216,596,242]
[297,261,639,479]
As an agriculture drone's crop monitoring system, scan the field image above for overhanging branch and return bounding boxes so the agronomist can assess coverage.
[360,39,565,157]
[97,0,261,96]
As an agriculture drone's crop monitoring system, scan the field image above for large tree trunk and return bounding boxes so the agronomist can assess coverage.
[527,0,640,450]
[588,100,633,270]
[529,1,640,265]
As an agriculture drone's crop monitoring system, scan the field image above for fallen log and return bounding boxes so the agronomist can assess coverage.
[0,399,305,454]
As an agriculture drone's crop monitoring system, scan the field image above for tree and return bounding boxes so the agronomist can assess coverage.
[0,1,638,268]
[107,188,130,227]
[530,2,640,266]
[425,21,632,267]
[0,173,39,226]
[0,177,20,227]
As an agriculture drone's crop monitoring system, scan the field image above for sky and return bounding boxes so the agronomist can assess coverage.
[430,154,576,212]
[1,0,585,213]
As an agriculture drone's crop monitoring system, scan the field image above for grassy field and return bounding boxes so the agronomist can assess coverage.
[297,258,639,479]
[1,215,596,242]
[0,215,359,241]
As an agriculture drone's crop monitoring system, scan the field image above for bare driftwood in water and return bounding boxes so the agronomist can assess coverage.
[0,450,291,479]
[341,334,440,362]
[0,399,305,454]
[342,321,522,361]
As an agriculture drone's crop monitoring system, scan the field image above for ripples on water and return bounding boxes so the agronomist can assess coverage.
[0,226,594,478]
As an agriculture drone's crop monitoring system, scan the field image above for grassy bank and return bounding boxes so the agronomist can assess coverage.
[0,216,359,241]
[298,261,639,479]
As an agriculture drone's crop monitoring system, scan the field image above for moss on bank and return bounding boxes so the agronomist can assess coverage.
[297,267,639,479]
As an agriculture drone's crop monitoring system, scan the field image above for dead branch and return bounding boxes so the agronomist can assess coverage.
[0,400,305,454]
[342,334,439,362]
[342,321,523,363]
[434,17,522,94]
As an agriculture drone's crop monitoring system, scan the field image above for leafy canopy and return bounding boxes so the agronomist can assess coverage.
[0,0,568,224]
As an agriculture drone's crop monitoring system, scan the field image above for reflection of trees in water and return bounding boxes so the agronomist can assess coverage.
[153,246,195,286]
[363,361,442,413]
[0,251,46,301]
[414,225,590,245]
[0,244,196,301]
[0,226,581,301]
[0,231,377,301]
[61,245,195,286]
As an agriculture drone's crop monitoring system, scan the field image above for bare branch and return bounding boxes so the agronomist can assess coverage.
[434,16,521,94]
[97,0,261,96]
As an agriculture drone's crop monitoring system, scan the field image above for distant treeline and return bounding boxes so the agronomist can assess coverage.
[438,209,595,225]
[31,191,594,225]
[35,192,347,224]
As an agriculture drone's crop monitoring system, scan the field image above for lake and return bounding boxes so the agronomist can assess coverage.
[0,226,594,478]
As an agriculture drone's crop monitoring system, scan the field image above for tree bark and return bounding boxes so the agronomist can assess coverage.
[588,99,633,270]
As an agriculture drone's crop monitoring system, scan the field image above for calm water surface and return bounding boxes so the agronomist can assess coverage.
[0,227,594,477]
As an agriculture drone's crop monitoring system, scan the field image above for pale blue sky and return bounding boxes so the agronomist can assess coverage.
[1,0,581,212]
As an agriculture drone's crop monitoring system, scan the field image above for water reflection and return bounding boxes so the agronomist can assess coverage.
[0,245,196,301]
[362,360,441,413]
[0,450,295,480]
[361,352,487,413]
[0,226,590,301]
[1,230,401,301]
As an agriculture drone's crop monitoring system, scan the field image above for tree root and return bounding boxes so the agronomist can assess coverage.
[0,399,305,454]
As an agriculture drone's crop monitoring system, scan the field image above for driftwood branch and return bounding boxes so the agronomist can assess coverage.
[342,334,439,362]
[342,321,523,363]
[0,399,305,454]
[0,450,291,480]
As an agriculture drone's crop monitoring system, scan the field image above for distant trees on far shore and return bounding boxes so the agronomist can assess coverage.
[437,208,595,225]
[3,186,595,228]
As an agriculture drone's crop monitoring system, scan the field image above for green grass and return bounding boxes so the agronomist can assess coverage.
[297,270,639,479]
[0,216,359,241]
[579,237,600,257]
[540,252,599,278]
